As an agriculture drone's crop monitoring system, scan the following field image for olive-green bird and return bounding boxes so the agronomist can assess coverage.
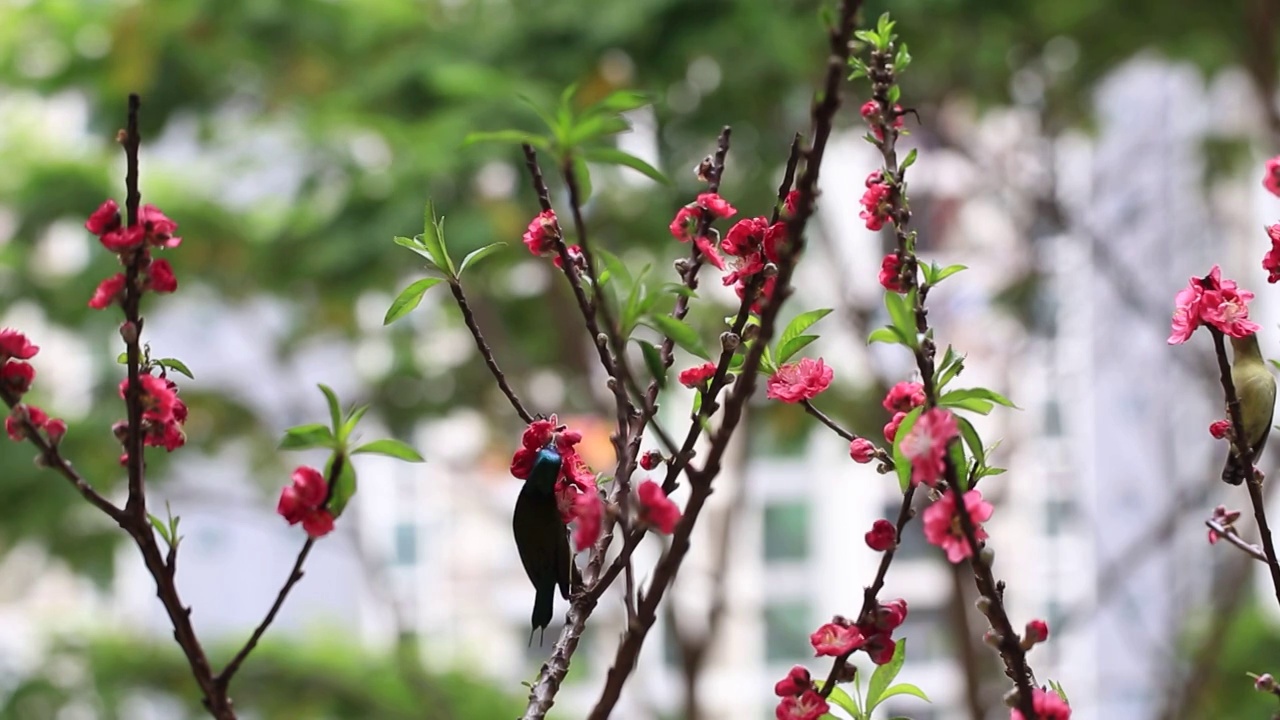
[1222,333,1277,485]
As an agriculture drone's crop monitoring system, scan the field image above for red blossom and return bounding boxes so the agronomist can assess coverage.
[1264,224,1280,284]
[766,358,833,403]
[277,466,334,538]
[775,690,829,720]
[89,274,127,310]
[147,259,178,294]
[809,621,864,656]
[678,361,717,388]
[849,437,876,463]
[44,417,67,445]
[669,205,699,242]
[773,665,812,697]
[863,633,897,665]
[1209,419,1230,439]
[570,489,603,551]
[879,253,906,292]
[783,189,800,216]
[734,272,777,313]
[5,404,49,442]
[861,100,905,140]
[882,381,925,413]
[552,244,585,271]
[100,225,145,253]
[639,450,662,471]
[1025,618,1049,645]
[696,192,736,218]
[1265,156,1280,197]
[637,480,681,534]
[923,489,994,563]
[0,329,39,361]
[1010,688,1071,720]
[522,210,559,256]
[0,361,35,395]
[140,204,181,248]
[900,408,959,487]
[85,199,121,235]
[865,518,897,551]
[693,234,725,270]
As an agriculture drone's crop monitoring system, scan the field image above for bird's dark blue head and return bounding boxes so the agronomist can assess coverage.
[527,445,562,494]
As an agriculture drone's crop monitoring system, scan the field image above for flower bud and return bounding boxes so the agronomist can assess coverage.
[1003,688,1022,708]
[640,451,663,471]
[978,547,995,567]
[1257,673,1277,693]
[975,596,993,615]
[45,418,67,446]
[720,332,740,352]
[120,321,138,345]
[982,629,1003,649]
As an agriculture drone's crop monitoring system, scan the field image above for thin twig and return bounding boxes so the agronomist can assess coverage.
[121,93,146,518]
[446,279,534,424]
[217,538,316,689]
[801,399,854,441]
[1206,519,1269,563]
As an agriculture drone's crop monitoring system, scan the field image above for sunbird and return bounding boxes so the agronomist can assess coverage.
[512,445,579,643]
[1222,333,1277,485]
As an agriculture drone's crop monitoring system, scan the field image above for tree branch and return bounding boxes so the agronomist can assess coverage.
[446,278,535,424]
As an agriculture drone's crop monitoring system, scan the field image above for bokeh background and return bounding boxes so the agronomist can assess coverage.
[2,1,1280,718]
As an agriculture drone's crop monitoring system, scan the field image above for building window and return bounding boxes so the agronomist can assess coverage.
[1043,398,1062,436]
[900,604,952,662]
[763,501,809,562]
[885,501,930,561]
[1045,497,1075,536]
[393,522,417,565]
[764,601,812,662]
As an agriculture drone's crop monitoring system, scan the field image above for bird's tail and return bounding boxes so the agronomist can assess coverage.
[1223,450,1246,485]
[531,584,554,641]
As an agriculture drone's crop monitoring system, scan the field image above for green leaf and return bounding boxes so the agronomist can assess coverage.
[557,83,579,131]
[895,43,912,72]
[340,404,370,443]
[883,290,917,348]
[892,407,924,491]
[571,155,593,204]
[463,130,549,149]
[638,340,667,390]
[596,248,633,289]
[458,242,507,276]
[825,684,861,718]
[117,352,128,364]
[777,334,819,364]
[392,235,435,263]
[421,204,456,278]
[662,282,697,299]
[933,263,967,283]
[868,326,907,346]
[156,357,194,379]
[878,682,930,705]
[318,384,342,434]
[955,415,985,469]
[854,29,879,45]
[567,115,632,146]
[383,278,443,325]
[353,438,424,462]
[518,93,563,140]
[280,423,335,451]
[939,387,1017,411]
[949,438,969,491]
[901,148,918,170]
[887,84,901,105]
[778,308,832,357]
[587,90,649,115]
[580,147,669,185]
[647,315,709,360]
[941,396,994,415]
[1048,679,1070,705]
[866,637,908,712]
[327,455,358,518]
[148,513,172,546]
[935,346,965,389]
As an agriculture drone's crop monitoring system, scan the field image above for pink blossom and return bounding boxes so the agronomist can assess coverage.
[277,466,334,538]
[899,408,959,487]
[849,437,876,463]
[865,519,896,551]
[1025,618,1049,645]
[809,622,864,656]
[85,199,121,235]
[1,361,35,395]
[1264,224,1280,284]
[696,192,736,218]
[570,490,603,551]
[1265,156,1280,197]
[775,690,829,720]
[140,205,181,248]
[1010,688,1071,720]
[522,210,558,256]
[879,253,906,292]
[883,411,906,443]
[637,480,681,534]
[862,633,897,665]
[883,381,925,413]
[766,358,833,403]
[147,259,178,293]
[669,205,698,242]
[773,665,812,697]
[0,329,39,361]
[1209,419,1230,439]
[923,489,994,563]
[678,362,717,388]
[100,225,145,253]
[783,190,801,216]
[860,172,892,231]
[89,274,127,310]
[5,404,49,442]
[1168,265,1260,343]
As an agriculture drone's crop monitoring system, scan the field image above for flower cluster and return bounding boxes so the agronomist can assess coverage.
[276,466,335,538]
[808,598,908,666]
[1167,265,1260,343]
[678,361,717,389]
[669,192,737,270]
[772,666,828,720]
[861,99,905,141]
[510,415,603,551]
[882,380,926,444]
[521,210,584,271]
[922,489,993,563]
[85,200,180,310]
[860,171,893,231]
[766,358,833,403]
[115,373,188,456]
[1,330,67,447]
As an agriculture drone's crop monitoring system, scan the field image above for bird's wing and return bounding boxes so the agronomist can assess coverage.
[513,483,559,587]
